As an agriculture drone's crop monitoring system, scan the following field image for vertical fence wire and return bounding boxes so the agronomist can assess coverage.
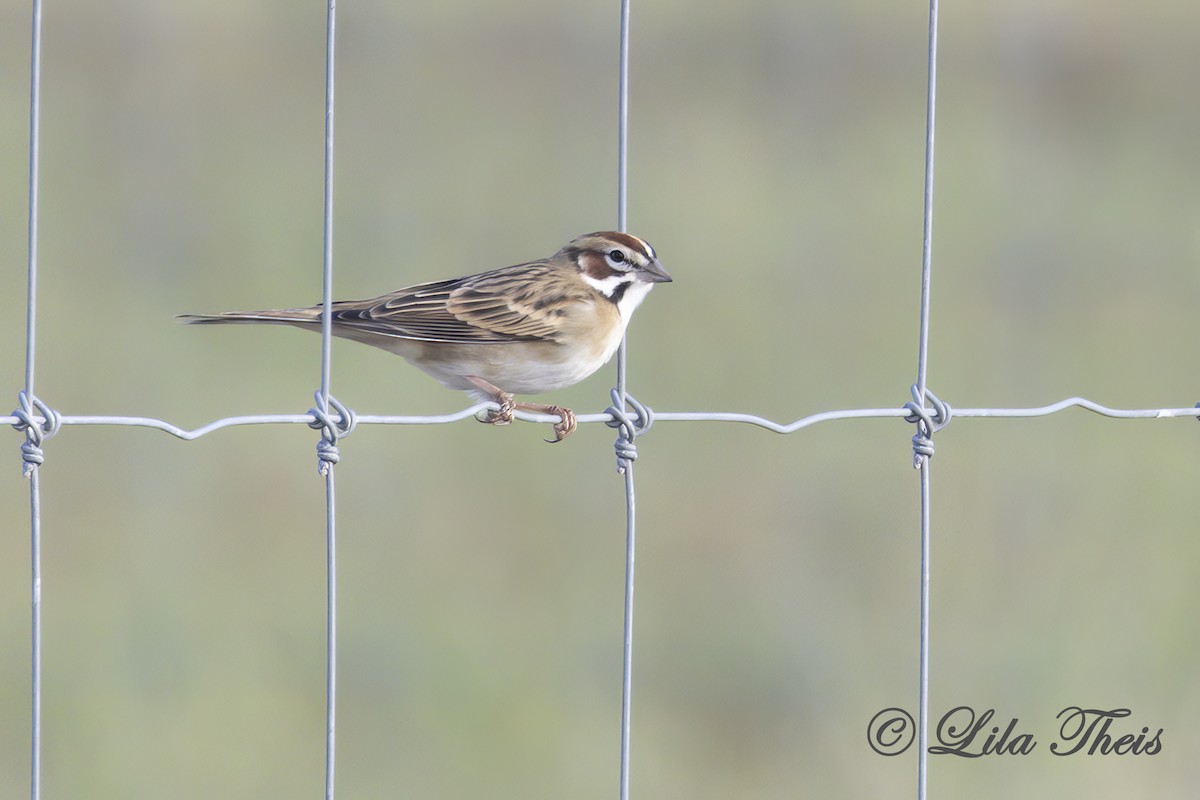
[615,1,636,799]
[319,1,338,409]
[319,2,340,799]
[916,463,931,800]
[26,465,42,800]
[23,2,45,799]
[914,2,940,799]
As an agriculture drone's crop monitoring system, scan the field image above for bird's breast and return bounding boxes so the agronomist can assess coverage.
[407,298,626,395]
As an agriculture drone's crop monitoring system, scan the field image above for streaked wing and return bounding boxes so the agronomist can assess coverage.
[331,261,590,344]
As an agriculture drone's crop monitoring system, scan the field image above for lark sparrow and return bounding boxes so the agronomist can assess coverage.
[180,231,671,441]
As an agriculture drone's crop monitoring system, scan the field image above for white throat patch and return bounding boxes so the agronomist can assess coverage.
[615,279,654,320]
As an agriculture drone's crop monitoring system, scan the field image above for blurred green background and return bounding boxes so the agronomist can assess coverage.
[3,1,1200,797]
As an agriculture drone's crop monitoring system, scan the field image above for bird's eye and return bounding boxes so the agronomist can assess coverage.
[607,249,626,264]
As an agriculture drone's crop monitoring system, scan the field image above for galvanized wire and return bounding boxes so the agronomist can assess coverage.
[913,2,941,798]
[318,2,340,798]
[21,2,45,799]
[614,2,638,799]
[6,400,1200,442]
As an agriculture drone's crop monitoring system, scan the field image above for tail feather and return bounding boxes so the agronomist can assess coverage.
[176,309,321,325]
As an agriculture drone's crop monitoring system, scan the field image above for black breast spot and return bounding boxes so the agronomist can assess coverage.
[608,281,630,305]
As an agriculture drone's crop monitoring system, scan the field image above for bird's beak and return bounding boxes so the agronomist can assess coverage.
[642,258,673,283]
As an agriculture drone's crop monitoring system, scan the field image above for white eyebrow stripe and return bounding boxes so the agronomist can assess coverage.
[640,238,656,261]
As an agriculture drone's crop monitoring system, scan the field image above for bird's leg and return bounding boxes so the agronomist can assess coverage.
[466,376,515,426]
[464,376,576,443]
[514,402,577,443]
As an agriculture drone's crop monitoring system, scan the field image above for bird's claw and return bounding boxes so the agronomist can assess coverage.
[543,406,577,443]
[477,393,516,426]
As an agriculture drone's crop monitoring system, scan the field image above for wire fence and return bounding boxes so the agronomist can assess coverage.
[7,2,1199,799]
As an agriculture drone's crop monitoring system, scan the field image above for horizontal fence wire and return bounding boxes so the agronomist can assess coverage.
[7,399,1200,442]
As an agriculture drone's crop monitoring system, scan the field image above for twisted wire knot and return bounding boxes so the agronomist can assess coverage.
[308,391,356,476]
[605,388,654,474]
[11,391,61,477]
[903,384,951,469]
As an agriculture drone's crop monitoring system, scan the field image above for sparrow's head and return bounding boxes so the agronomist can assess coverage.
[561,231,672,315]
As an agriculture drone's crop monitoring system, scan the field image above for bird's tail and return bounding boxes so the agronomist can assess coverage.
[176,308,323,326]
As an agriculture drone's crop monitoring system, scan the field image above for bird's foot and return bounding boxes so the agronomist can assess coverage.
[465,376,575,441]
[478,392,516,426]
[467,376,515,426]
[517,403,577,443]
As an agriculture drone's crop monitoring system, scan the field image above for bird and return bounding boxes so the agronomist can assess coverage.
[179,231,671,442]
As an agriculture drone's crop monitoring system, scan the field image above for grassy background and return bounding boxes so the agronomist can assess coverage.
[2,1,1199,797]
